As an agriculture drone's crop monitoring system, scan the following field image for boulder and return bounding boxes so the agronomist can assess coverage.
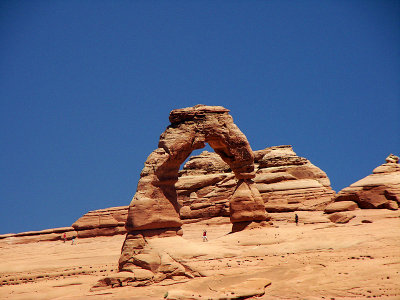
[328,212,356,224]
[324,201,359,213]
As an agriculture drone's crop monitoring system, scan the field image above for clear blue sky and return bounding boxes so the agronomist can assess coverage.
[1,0,399,234]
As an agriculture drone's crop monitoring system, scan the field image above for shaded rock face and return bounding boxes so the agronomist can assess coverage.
[178,145,336,218]
[334,154,400,210]
[119,105,268,278]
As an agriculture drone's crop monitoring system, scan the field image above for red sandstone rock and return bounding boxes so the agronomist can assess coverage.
[120,105,268,277]
[70,206,128,238]
[126,105,266,233]
[178,150,231,175]
[178,145,335,217]
[334,154,400,210]
[230,180,267,223]
[328,212,356,223]
[324,201,359,213]
[72,206,128,230]
[0,227,76,244]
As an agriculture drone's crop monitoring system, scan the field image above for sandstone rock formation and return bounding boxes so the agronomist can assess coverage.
[334,154,400,210]
[119,105,268,279]
[67,145,335,241]
[0,227,76,244]
[178,145,336,219]
[0,206,129,244]
[324,201,358,213]
[327,212,356,224]
[72,206,128,238]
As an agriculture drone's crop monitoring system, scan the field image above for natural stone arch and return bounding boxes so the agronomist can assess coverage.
[126,105,267,232]
[119,105,268,274]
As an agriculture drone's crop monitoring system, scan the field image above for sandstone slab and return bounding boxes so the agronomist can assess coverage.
[334,155,400,210]
[324,201,359,213]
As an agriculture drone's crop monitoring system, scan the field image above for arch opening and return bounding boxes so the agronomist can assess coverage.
[119,105,268,273]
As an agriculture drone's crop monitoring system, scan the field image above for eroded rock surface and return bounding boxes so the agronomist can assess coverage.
[0,227,76,244]
[72,206,128,238]
[178,145,336,219]
[334,154,400,210]
[119,105,268,282]
[126,105,267,234]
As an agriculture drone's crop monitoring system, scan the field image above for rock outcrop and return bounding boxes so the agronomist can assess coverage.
[178,145,336,219]
[0,227,76,244]
[333,154,400,210]
[72,206,128,238]
[0,206,129,244]
[119,105,268,280]
[69,145,335,241]
[324,201,358,213]
[327,212,356,224]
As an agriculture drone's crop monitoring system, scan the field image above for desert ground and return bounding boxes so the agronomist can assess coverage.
[1,210,399,300]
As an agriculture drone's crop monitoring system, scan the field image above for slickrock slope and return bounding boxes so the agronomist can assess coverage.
[1,210,399,299]
[179,145,336,219]
[333,154,400,210]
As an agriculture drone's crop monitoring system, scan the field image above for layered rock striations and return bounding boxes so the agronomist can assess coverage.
[72,206,128,238]
[125,105,267,235]
[333,154,400,210]
[0,227,76,244]
[0,206,129,244]
[118,105,268,279]
[256,146,335,212]
[178,145,336,219]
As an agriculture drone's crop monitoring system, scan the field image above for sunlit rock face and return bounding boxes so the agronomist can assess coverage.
[125,104,267,233]
[72,206,128,238]
[333,154,400,210]
[119,105,268,277]
[178,145,336,218]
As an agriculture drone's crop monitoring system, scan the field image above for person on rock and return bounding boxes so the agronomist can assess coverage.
[203,229,208,242]
[71,235,76,245]
[63,232,66,243]
[295,213,299,226]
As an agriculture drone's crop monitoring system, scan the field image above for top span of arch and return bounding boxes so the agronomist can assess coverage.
[162,104,256,180]
[169,104,230,124]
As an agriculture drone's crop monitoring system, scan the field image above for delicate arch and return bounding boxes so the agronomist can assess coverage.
[118,105,267,274]
[125,105,267,232]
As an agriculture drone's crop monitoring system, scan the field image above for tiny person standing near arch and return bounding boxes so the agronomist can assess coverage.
[203,229,208,242]
[295,213,299,226]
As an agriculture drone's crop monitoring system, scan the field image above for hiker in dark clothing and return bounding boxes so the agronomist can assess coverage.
[295,213,299,226]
